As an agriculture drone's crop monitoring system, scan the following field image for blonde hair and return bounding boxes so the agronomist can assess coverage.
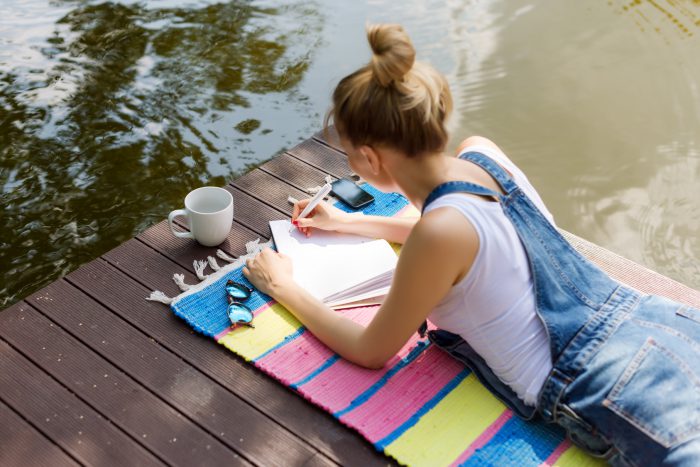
[326,23,453,157]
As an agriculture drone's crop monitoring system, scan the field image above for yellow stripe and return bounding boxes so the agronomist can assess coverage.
[553,445,606,467]
[384,373,506,466]
[218,303,301,361]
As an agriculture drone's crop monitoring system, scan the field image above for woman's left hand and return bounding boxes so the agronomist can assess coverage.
[242,247,296,298]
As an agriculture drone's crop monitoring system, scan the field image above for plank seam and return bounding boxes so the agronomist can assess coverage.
[227,180,292,219]
[22,287,251,465]
[284,151,346,178]
[74,256,331,465]
[0,383,84,467]
[0,334,170,466]
[258,165,336,193]
[311,136,345,155]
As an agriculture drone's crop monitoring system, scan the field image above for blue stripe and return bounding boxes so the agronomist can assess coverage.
[459,416,566,466]
[333,184,409,217]
[375,369,470,450]
[334,341,430,418]
[290,354,341,389]
[174,265,271,338]
[252,327,306,362]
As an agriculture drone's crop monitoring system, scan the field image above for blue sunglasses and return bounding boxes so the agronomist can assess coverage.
[225,279,255,328]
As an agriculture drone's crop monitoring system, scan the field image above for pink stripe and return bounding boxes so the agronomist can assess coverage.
[256,332,334,385]
[539,439,571,466]
[254,306,378,385]
[214,300,277,341]
[449,410,513,466]
[340,346,464,441]
[297,332,424,413]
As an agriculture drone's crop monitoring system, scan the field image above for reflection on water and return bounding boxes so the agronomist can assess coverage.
[0,0,321,306]
[1,0,699,308]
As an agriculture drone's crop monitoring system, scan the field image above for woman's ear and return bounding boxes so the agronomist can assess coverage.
[359,145,382,175]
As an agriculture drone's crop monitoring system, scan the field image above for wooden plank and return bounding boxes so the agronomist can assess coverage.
[66,257,392,466]
[0,328,162,466]
[57,260,319,466]
[228,186,282,237]
[231,166,323,217]
[260,153,337,192]
[0,400,79,467]
[139,220,259,268]
[286,138,351,178]
[231,168,309,217]
[313,127,344,154]
[562,231,700,308]
[19,283,251,466]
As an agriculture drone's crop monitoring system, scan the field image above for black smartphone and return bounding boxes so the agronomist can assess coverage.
[331,177,375,209]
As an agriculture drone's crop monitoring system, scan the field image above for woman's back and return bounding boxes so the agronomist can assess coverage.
[424,144,554,406]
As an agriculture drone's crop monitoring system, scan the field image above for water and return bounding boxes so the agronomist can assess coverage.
[1,0,699,308]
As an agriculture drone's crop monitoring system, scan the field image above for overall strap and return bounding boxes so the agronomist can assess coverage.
[459,151,519,195]
[421,180,500,214]
[421,150,518,215]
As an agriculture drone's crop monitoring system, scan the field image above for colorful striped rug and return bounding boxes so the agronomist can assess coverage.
[148,185,603,467]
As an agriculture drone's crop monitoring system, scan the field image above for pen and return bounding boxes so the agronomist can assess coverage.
[291,182,332,232]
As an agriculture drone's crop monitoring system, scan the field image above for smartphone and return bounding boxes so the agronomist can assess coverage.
[331,177,375,209]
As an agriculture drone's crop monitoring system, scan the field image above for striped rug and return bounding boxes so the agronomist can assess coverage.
[162,185,603,466]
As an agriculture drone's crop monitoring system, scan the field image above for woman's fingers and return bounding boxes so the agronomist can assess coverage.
[292,199,311,221]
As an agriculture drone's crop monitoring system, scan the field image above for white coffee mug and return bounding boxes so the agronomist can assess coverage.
[168,186,233,246]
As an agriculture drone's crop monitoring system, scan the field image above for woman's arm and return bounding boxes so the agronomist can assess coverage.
[245,207,477,368]
[292,199,418,244]
[336,213,419,244]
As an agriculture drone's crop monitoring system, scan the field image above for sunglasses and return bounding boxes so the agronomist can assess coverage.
[225,279,255,328]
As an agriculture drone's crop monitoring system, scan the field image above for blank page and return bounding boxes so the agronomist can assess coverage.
[270,220,398,301]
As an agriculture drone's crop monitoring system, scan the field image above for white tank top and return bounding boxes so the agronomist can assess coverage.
[424,145,554,406]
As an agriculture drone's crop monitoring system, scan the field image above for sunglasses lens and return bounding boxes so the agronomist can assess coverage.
[227,303,253,325]
[226,281,251,300]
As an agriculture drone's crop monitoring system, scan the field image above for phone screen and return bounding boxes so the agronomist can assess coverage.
[331,178,374,209]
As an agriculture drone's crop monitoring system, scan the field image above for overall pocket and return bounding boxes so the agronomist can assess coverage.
[603,337,700,448]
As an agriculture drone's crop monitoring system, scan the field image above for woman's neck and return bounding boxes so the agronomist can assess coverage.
[387,150,453,211]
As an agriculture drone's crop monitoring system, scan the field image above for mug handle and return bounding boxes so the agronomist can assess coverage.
[168,209,195,239]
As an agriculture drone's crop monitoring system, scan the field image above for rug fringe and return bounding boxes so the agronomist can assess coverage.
[217,249,236,263]
[173,273,191,291]
[207,256,221,271]
[193,260,208,280]
[146,290,173,304]
[245,238,263,254]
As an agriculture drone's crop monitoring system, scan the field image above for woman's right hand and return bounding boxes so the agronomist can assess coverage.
[292,199,348,236]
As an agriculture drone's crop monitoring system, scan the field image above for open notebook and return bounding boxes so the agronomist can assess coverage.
[269,220,398,309]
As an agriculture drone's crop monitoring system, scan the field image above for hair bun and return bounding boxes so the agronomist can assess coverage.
[367,24,416,87]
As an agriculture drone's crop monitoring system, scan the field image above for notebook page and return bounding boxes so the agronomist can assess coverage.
[269,220,398,301]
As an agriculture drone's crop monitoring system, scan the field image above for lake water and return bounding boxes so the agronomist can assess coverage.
[1,0,699,308]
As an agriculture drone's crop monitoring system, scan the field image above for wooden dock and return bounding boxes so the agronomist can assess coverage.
[2,130,699,466]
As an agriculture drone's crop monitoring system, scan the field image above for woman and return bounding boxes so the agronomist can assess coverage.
[243,24,700,466]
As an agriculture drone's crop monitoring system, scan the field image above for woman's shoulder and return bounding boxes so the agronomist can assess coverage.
[454,136,556,224]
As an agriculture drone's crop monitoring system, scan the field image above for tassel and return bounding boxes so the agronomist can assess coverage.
[217,249,236,263]
[306,176,335,195]
[146,290,173,304]
[245,238,263,255]
[207,256,221,271]
[173,273,191,292]
[193,260,208,280]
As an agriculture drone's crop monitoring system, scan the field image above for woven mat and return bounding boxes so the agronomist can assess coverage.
[153,186,603,467]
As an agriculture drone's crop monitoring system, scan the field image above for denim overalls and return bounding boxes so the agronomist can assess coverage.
[420,151,700,466]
